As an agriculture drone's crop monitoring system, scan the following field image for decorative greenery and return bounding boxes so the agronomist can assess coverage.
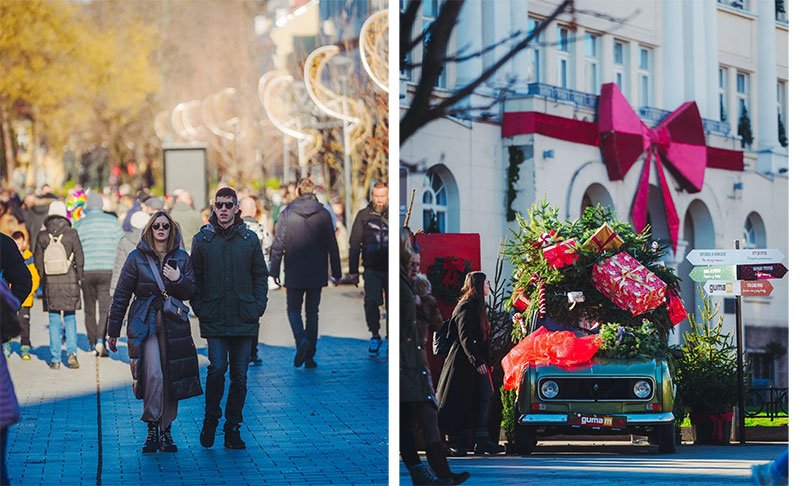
[776,0,786,15]
[720,104,727,123]
[674,289,743,414]
[506,146,524,222]
[597,321,668,360]
[738,106,754,149]
[778,114,787,147]
[504,201,682,339]
[427,256,472,304]
[500,388,518,446]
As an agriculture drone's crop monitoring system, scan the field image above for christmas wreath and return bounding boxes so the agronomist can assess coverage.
[428,256,473,304]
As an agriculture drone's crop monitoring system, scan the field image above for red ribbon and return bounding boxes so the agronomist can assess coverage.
[441,257,466,287]
[691,410,734,443]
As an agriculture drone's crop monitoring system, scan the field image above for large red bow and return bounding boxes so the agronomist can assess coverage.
[442,257,467,287]
[598,83,707,253]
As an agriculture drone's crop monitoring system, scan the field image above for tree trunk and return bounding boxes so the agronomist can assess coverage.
[1,104,16,186]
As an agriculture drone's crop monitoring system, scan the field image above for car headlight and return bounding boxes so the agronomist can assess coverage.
[540,380,559,399]
[633,380,652,399]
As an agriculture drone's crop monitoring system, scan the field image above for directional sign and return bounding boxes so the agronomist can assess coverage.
[689,265,736,282]
[703,280,741,296]
[741,280,774,296]
[737,263,788,281]
[686,249,785,266]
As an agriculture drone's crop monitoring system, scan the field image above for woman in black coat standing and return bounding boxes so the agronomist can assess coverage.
[437,271,503,455]
[107,211,201,453]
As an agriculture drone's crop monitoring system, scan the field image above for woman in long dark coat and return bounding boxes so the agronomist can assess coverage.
[107,211,201,453]
[437,271,503,455]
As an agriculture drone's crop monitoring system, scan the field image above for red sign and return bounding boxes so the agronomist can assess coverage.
[741,280,774,296]
[736,263,788,280]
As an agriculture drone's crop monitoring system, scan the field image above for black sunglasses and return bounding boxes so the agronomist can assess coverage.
[215,201,236,209]
[152,222,171,231]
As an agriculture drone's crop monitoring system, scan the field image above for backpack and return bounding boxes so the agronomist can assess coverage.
[43,234,73,276]
[432,318,453,357]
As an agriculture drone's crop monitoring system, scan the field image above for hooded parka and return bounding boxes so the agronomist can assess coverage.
[33,215,84,312]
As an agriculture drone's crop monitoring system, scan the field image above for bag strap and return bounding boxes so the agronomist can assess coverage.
[145,254,169,299]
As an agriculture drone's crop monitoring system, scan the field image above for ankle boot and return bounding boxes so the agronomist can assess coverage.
[200,417,218,448]
[160,424,177,452]
[426,442,470,485]
[408,463,452,485]
[142,421,160,453]
[223,423,246,449]
[474,438,504,455]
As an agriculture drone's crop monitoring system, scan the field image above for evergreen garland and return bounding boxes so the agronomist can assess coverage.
[778,113,788,147]
[427,256,472,304]
[738,106,754,149]
[506,146,523,222]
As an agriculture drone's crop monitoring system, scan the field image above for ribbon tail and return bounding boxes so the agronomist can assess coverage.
[654,152,681,255]
[631,150,652,232]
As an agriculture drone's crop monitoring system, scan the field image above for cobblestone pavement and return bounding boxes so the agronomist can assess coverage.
[5,286,388,485]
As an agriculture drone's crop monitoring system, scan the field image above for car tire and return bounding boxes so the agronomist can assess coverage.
[657,423,677,453]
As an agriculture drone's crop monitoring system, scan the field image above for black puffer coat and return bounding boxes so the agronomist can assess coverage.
[436,298,490,432]
[33,215,84,312]
[269,194,341,289]
[107,235,201,401]
[348,203,388,274]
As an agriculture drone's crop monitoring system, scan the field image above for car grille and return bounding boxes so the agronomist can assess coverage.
[537,377,654,401]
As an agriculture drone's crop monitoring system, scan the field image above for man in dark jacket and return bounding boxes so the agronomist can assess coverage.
[191,187,268,450]
[269,179,341,369]
[348,182,388,357]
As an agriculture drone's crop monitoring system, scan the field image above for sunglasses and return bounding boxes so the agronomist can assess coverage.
[152,222,171,231]
[215,201,236,209]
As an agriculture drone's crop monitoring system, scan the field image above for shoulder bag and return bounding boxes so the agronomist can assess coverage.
[145,255,190,323]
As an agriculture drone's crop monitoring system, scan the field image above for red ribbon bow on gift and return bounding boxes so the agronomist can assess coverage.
[533,229,558,248]
[598,83,707,254]
[442,257,466,287]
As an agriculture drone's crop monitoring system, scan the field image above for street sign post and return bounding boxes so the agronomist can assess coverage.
[702,280,775,296]
[689,265,736,282]
[686,249,784,266]
[741,280,774,296]
[736,263,788,281]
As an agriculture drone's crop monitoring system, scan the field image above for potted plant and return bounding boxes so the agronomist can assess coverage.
[674,290,742,444]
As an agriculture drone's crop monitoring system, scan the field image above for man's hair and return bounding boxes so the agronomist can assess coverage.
[297,178,316,196]
[372,181,387,190]
[10,231,24,241]
[215,187,238,202]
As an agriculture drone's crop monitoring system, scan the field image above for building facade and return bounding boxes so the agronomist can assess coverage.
[400,0,788,386]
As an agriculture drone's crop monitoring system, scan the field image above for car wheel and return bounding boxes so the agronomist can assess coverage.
[657,423,677,453]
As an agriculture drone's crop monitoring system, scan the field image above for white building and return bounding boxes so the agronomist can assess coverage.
[400,0,788,386]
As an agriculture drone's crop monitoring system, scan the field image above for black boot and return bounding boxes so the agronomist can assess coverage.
[474,438,504,455]
[160,424,177,452]
[408,463,452,485]
[224,423,246,449]
[427,442,470,485]
[142,421,160,453]
[200,417,218,448]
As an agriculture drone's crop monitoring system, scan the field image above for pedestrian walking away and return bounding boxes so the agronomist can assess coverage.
[169,189,204,253]
[240,196,272,366]
[269,179,341,369]
[348,181,388,357]
[33,201,84,370]
[75,191,122,357]
[191,187,268,450]
[107,211,202,453]
[437,271,504,456]
[3,232,39,361]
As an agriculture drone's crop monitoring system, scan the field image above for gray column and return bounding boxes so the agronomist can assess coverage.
[683,0,709,118]
[756,0,778,149]
[455,0,484,88]
[663,0,686,110]
[704,0,720,120]
[510,0,529,92]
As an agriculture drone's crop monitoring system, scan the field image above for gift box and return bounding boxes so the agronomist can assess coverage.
[591,251,667,316]
[511,288,531,312]
[666,288,688,326]
[543,239,579,268]
[583,223,624,253]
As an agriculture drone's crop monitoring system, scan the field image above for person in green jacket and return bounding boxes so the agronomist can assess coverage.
[190,187,268,450]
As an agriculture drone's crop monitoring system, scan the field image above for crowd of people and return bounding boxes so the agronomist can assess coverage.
[0,179,388,474]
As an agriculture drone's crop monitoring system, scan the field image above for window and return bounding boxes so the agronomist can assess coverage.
[613,40,628,96]
[584,33,600,94]
[743,212,766,249]
[736,71,749,114]
[719,67,729,121]
[556,25,574,89]
[528,17,542,83]
[422,0,445,88]
[777,80,787,129]
[422,171,447,232]
[638,47,653,106]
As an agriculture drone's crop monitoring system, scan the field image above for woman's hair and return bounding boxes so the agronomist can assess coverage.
[400,227,415,277]
[414,274,432,296]
[458,271,490,335]
[142,211,179,251]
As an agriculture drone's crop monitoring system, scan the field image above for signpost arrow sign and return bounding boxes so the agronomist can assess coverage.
[690,265,736,282]
[741,280,774,296]
[736,263,788,281]
[703,280,741,296]
[686,249,785,266]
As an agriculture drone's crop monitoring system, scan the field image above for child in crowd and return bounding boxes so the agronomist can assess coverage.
[3,232,39,360]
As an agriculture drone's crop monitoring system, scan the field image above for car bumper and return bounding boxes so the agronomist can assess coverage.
[518,412,675,426]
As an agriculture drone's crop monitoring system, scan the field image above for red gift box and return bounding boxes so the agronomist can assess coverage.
[542,239,579,268]
[591,251,667,316]
[666,288,688,325]
[512,289,531,312]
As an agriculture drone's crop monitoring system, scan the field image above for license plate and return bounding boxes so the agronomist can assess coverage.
[567,412,627,430]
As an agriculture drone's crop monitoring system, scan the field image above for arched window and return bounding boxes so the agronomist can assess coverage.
[580,183,614,215]
[422,170,448,232]
[743,212,766,249]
